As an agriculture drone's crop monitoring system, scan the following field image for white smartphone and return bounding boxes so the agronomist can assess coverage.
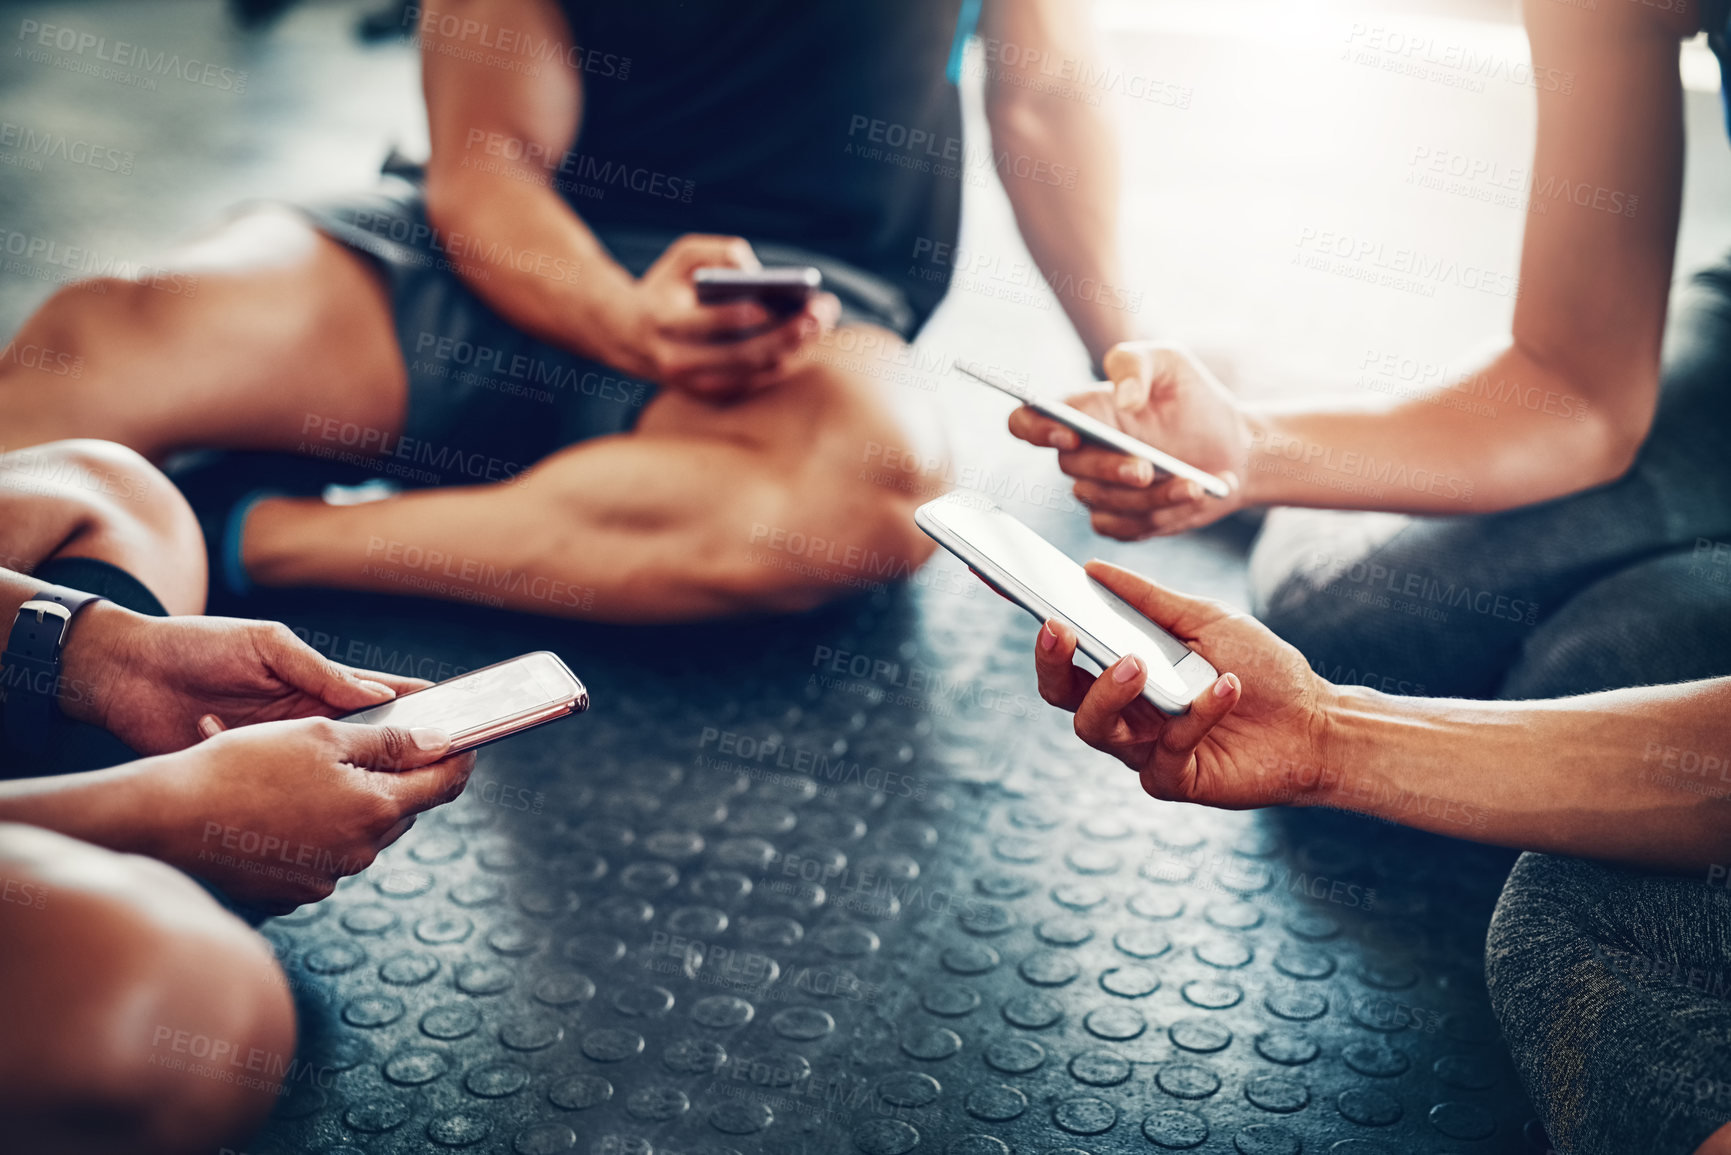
[338,651,588,753]
[955,361,1231,499]
[915,494,1219,714]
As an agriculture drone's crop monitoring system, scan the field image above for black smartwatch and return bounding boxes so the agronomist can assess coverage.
[2,586,107,759]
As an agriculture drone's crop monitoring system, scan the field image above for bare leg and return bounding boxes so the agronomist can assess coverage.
[0,823,295,1155]
[0,209,406,460]
[242,326,948,621]
[0,441,206,614]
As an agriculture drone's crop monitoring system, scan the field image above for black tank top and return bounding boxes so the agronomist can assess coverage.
[555,0,966,329]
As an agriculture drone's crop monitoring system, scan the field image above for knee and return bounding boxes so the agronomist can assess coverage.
[11,277,166,373]
[0,825,295,1155]
[1,439,205,612]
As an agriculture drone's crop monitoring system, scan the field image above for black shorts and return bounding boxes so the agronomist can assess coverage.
[291,171,921,485]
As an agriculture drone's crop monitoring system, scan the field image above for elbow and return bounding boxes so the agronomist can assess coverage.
[1574,404,1650,491]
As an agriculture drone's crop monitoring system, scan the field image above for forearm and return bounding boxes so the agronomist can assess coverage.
[0,759,168,859]
[990,93,1137,367]
[1241,341,1635,514]
[1305,679,1731,873]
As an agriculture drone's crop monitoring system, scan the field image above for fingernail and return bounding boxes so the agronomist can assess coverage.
[1187,482,1202,501]
[1213,675,1234,698]
[410,727,451,751]
[1112,655,1143,684]
[1039,623,1059,652]
[1049,430,1072,449]
[359,679,395,698]
[1122,461,1151,485]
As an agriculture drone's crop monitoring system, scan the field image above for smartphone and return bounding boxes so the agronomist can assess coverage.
[915,494,1219,714]
[954,361,1232,499]
[338,651,588,753]
[694,267,823,316]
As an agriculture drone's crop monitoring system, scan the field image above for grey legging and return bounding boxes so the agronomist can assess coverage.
[1250,254,1731,1155]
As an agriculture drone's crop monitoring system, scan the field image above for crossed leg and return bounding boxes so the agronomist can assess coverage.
[0,210,941,621]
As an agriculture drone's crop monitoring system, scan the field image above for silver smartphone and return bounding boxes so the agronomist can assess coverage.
[338,651,588,753]
[915,494,1218,714]
[955,361,1231,499]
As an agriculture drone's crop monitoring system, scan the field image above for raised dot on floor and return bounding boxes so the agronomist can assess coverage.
[1432,1054,1497,1089]
[1168,1019,1232,1053]
[415,915,474,945]
[425,1110,491,1147]
[1142,1108,1209,1149]
[1181,980,1244,1010]
[1052,882,1108,910]
[1283,909,1341,940]
[1355,960,1419,991]
[1347,994,1408,1033]
[1255,1028,1320,1065]
[626,1085,690,1121]
[1128,892,1186,920]
[1001,991,1064,1029]
[1099,965,1161,998]
[304,943,366,974]
[983,1037,1046,1074]
[1084,1005,1147,1041]
[709,1099,774,1135]
[512,1123,577,1154]
[375,867,433,897]
[1264,988,1328,1022]
[877,1071,942,1107]
[965,1083,1028,1121]
[1337,1087,1403,1126]
[1342,1041,1409,1078]
[532,971,595,1007]
[447,879,505,908]
[852,1118,919,1155]
[420,1003,481,1040]
[691,994,755,1028]
[612,984,675,1017]
[562,932,627,966]
[667,904,729,938]
[1068,1049,1132,1087]
[769,1006,835,1040]
[1018,950,1080,986]
[343,1098,409,1133]
[976,871,1035,898]
[410,833,467,863]
[663,1037,728,1074]
[342,995,404,1028]
[921,983,981,1017]
[500,1017,563,1051]
[379,952,440,986]
[580,1027,645,1062]
[946,1137,1009,1155]
[941,943,1001,975]
[1113,925,1173,959]
[1035,916,1095,946]
[463,1060,530,1099]
[454,961,512,996]
[816,923,881,957]
[740,914,803,947]
[900,1024,963,1060]
[1272,946,1336,980]
[487,924,545,957]
[1194,938,1254,969]
[1156,1062,1222,1100]
[1053,1096,1118,1135]
[1065,846,1122,875]
[1232,1123,1300,1155]
[547,1073,612,1110]
[1203,900,1264,930]
[739,1049,811,1087]
[341,904,399,935]
[1245,1074,1310,1113]
[959,903,1016,935]
[1428,1100,1496,1140]
[383,1048,449,1086]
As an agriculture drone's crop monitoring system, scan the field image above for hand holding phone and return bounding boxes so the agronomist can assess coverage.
[338,651,588,753]
[694,267,823,318]
[915,494,1218,714]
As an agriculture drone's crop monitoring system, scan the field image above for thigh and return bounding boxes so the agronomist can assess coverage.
[1487,852,1731,1155]
[7,208,406,458]
[1500,546,1731,698]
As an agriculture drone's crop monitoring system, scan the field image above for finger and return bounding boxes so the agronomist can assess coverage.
[258,625,399,711]
[1072,475,1194,514]
[198,714,226,740]
[1107,341,1158,411]
[1084,560,1235,639]
[1156,671,1239,782]
[330,721,454,771]
[662,234,760,277]
[672,299,777,339]
[1033,619,1095,711]
[669,310,814,380]
[378,752,478,816]
[1072,654,1157,756]
[1007,406,1080,451]
[1055,446,1155,486]
[1088,510,1159,542]
[339,668,433,696]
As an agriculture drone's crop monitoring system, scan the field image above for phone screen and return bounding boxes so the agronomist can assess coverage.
[340,652,580,738]
[921,500,1197,702]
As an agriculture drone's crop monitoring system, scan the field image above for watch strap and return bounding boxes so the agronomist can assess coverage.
[2,586,106,758]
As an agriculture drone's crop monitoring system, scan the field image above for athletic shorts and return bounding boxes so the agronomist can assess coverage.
[290,167,920,485]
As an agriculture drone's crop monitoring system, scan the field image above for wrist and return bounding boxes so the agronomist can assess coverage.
[50,599,146,731]
[1297,682,1389,815]
[1236,406,1281,506]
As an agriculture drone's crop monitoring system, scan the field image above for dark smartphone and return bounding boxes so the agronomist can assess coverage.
[694,267,823,317]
